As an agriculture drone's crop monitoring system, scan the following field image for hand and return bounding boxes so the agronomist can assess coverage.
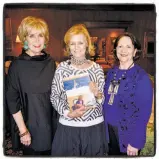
[89,82,99,96]
[96,92,103,99]
[20,130,31,146]
[68,105,86,118]
[127,144,138,156]
[75,104,83,108]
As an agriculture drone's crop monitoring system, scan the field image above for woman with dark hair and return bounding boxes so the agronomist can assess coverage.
[103,32,153,156]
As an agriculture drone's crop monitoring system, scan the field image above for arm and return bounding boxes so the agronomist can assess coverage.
[6,62,31,146]
[95,65,105,104]
[50,67,70,117]
[50,66,85,118]
[128,74,153,153]
[89,65,105,100]
[103,69,111,114]
[13,111,31,146]
[13,111,28,134]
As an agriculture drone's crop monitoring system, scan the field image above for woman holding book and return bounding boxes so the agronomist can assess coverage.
[103,32,153,156]
[50,24,108,157]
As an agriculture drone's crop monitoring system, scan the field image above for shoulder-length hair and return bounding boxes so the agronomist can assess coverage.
[64,24,95,58]
[18,16,49,46]
[113,32,142,62]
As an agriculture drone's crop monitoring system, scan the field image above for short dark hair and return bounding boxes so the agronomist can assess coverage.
[113,32,142,62]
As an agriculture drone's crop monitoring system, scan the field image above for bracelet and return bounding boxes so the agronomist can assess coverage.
[19,130,29,138]
[95,92,103,99]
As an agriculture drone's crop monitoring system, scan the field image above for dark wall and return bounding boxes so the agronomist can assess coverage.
[5,8,70,61]
[4,5,156,75]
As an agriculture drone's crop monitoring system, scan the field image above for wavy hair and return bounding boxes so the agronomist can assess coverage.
[18,16,49,46]
[113,32,142,62]
[64,24,95,58]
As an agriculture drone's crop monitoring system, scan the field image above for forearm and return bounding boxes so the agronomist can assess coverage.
[12,110,27,134]
[50,70,70,117]
[129,75,153,149]
[13,111,31,146]
[95,66,105,103]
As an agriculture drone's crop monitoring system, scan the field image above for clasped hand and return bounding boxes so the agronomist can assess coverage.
[20,131,31,146]
[68,105,86,118]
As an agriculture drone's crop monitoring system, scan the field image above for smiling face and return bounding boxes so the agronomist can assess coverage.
[69,34,88,59]
[116,36,137,64]
[25,28,45,55]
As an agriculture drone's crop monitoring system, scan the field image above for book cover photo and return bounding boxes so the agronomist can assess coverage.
[63,73,97,112]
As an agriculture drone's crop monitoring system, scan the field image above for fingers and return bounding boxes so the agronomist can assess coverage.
[75,109,85,116]
[20,133,31,146]
[21,138,31,146]
[127,144,138,156]
[72,108,86,118]
[127,150,137,156]
[68,106,88,118]
[21,140,31,146]
[78,105,86,111]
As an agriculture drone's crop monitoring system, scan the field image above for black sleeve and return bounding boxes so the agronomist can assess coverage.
[6,61,21,114]
[52,58,57,73]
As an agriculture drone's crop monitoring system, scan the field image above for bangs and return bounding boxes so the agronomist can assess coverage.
[26,23,45,36]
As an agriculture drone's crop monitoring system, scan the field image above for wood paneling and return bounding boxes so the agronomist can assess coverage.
[4,6,155,75]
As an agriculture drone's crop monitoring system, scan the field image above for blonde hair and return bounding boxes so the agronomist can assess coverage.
[18,16,49,46]
[64,24,95,56]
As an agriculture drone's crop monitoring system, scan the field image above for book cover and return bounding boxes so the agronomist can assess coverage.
[63,73,96,112]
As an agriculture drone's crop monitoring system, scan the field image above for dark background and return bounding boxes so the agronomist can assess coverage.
[4,4,156,75]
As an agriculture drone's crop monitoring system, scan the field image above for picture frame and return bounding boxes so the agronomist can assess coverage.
[143,31,155,58]
[4,17,13,53]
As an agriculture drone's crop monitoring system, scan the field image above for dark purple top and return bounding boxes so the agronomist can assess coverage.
[103,64,153,152]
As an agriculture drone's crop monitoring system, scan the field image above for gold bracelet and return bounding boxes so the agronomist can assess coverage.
[96,92,103,99]
[19,130,29,138]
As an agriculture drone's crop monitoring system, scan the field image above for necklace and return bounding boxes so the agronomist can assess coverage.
[70,56,87,66]
[108,62,134,105]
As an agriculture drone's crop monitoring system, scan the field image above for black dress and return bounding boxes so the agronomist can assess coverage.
[6,50,57,152]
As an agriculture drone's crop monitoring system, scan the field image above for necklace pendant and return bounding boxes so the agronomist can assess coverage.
[108,81,120,94]
[108,93,115,105]
[108,81,120,105]
[114,83,119,94]
[108,82,114,93]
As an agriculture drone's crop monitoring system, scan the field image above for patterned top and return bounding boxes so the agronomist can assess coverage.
[50,60,105,127]
[103,64,153,152]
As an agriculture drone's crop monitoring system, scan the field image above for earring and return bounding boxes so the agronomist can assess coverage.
[23,41,29,50]
[43,44,46,49]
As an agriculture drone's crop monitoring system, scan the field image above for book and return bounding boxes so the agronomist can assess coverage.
[63,73,97,112]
